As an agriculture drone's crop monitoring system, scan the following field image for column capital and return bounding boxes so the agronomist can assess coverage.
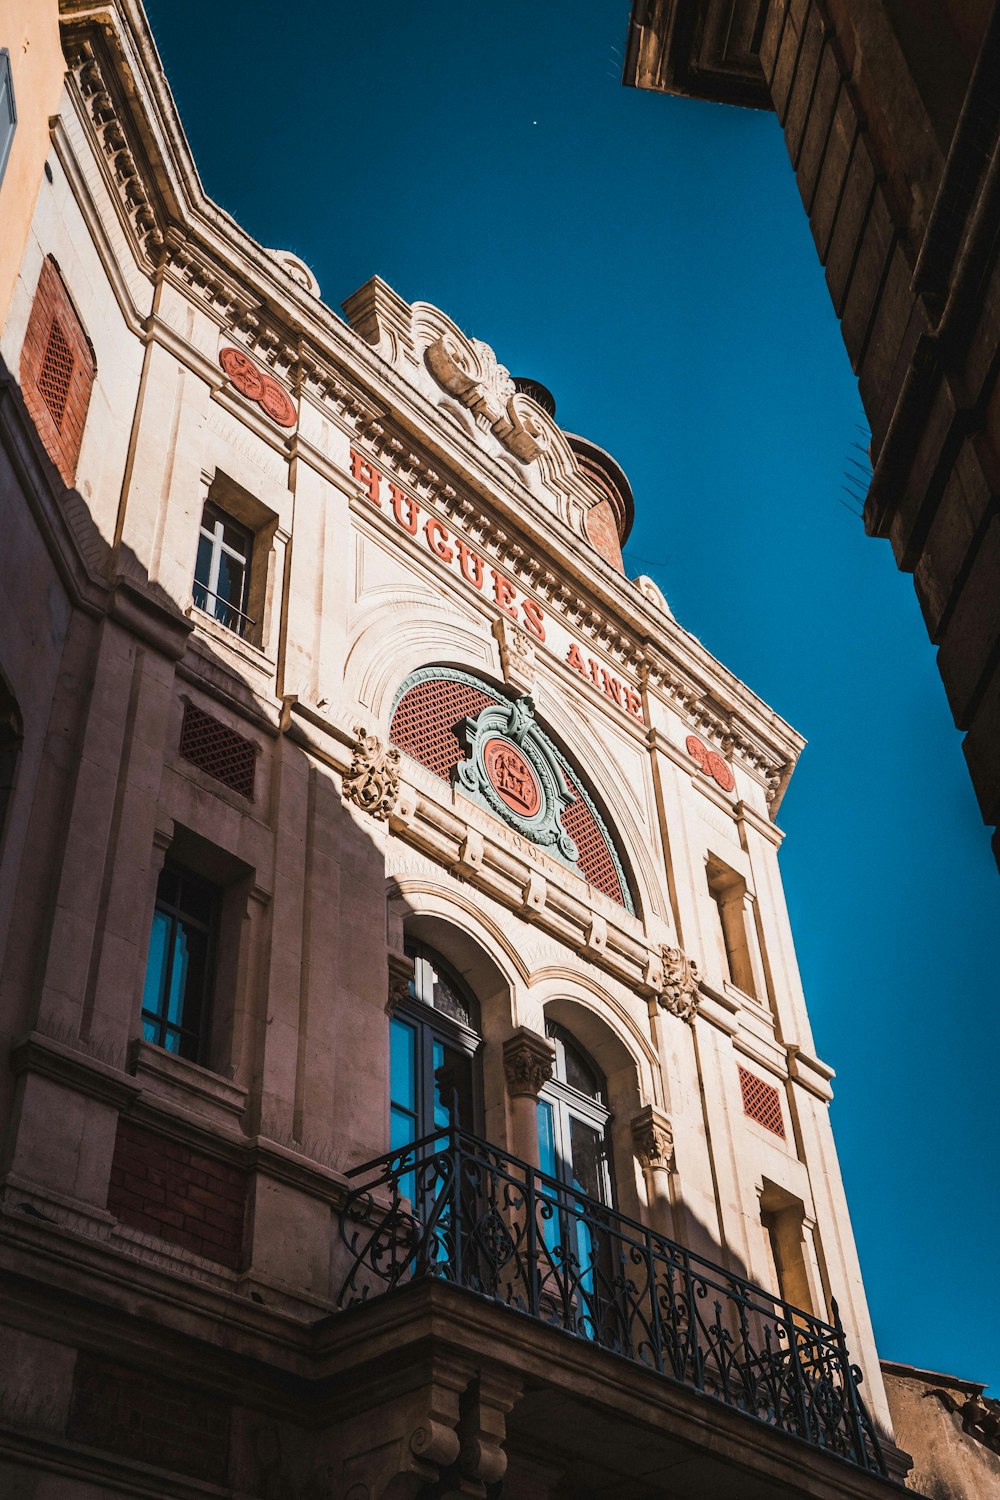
[502,1027,555,1100]
[631,1104,674,1171]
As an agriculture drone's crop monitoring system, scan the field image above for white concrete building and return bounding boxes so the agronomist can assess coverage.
[0,3,911,1494]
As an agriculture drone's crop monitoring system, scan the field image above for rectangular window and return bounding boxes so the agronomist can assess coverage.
[0,50,16,188]
[141,863,217,1060]
[193,502,254,638]
[707,860,758,998]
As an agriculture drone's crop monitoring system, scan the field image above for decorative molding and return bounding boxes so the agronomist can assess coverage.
[659,945,702,1023]
[219,346,296,429]
[686,734,736,794]
[493,616,536,693]
[265,249,320,298]
[424,332,546,462]
[633,575,672,617]
[454,696,577,865]
[502,1028,555,1099]
[386,953,415,1016]
[343,727,401,820]
[67,39,165,265]
[631,1105,674,1171]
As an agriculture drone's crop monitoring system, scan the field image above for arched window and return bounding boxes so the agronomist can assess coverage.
[389,943,482,1158]
[537,1020,614,1208]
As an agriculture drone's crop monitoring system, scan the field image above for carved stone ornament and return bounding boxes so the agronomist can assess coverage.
[493,616,536,693]
[659,945,702,1023]
[631,1105,674,1172]
[265,248,321,298]
[425,331,546,462]
[502,1028,555,1099]
[343,726,401,820]
[634,574,673,617]
[219,346,297,429]
[455,696,577,864]
[386,952,415,1016]
[685,733,736,794]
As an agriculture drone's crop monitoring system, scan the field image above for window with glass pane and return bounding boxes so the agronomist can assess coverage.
[141,864,217,1060]
[193,503,253,637]
[537,1022,616,1336]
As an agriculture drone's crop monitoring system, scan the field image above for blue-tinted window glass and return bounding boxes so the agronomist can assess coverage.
[141,909,172,1019]
[390,1017,416,1114]
[140,863,216,1062]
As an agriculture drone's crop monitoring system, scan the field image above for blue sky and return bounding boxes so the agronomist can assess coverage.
[147,1,997,1388]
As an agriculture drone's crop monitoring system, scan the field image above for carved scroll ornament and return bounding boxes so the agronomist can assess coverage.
[502,1029,555,1099]
[343,727,401,821]
[631,1105,674,1171]
[659,945,702,1023]
[425,332,545,462]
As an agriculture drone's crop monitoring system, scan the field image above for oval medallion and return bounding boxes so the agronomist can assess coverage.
[482,737,542,817]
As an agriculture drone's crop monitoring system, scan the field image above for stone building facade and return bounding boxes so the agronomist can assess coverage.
[624,0,1000,871]
[0,2,915,1495]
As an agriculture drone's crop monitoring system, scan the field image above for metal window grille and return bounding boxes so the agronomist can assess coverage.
[390,677,494,781]
[560,768,625,905]
[179,701,257,800]
[37,317,75,428]
[738,1066,785,1137]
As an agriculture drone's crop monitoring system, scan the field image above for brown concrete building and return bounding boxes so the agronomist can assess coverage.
[0,1,940,1495]
[624,0,1000,871]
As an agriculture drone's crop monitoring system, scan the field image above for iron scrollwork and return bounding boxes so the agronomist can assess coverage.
[337,1126,886,1478]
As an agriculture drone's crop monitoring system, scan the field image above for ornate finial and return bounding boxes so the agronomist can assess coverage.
[631,1105,674,1171]
[502,1028,555,1099]
[659,945,701,1023]
[343,726,401,820]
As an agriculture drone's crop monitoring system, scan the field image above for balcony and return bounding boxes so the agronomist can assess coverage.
[336,1126,887,1483]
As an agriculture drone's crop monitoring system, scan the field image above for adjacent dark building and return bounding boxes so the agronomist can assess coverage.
[625,0,1000,869]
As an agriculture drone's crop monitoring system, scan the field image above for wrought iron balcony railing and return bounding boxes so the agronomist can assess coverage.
[192,583,256,641]
[337,1126,886,1477]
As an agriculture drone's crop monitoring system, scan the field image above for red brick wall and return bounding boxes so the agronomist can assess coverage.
[584,497,625,572]
[68,1351,230,1483]
[108,1118,247,1269]
[19,255,95,486]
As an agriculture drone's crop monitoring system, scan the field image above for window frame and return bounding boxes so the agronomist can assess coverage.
[0,49,16,189]
[193,502,255,639]
[390,944,483,1149]
[140,862,218,1063]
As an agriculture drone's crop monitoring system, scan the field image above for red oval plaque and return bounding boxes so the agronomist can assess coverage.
[219,346,297,429]
[483,737,541,817]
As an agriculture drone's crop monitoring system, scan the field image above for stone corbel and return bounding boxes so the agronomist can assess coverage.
[343,726,401,821]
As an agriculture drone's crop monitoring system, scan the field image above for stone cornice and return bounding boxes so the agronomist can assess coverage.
[55,2,805,800]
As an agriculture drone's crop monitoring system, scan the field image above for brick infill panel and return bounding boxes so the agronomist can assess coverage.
[68,1351,230,1484]
[108,1118,247,1269]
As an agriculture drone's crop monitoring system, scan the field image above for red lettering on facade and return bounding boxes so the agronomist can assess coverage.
[600,669,623,706]
[625,688,643,719]
[390,482,420,535]
[521,599,546,642]
[350,448,381,507]
[588,658,601,688]
[492,571,518,618]
[566,643,588,676]
[425,517,454,563]
[457,541,485,590]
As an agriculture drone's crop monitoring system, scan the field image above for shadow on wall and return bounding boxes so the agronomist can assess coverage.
[0,353,897,1496]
